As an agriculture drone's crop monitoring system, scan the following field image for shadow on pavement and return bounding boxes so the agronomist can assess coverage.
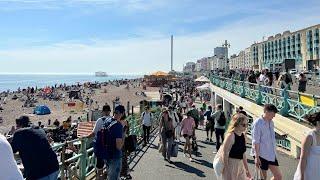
[165,162,206,178]
[193,159,213,169]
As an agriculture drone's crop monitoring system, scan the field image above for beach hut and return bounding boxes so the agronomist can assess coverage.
[34,105,51,115]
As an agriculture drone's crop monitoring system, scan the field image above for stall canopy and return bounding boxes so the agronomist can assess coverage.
[195,76,210,82]
[151,71,168,76]
[34,105,51,115]
[196,83,211,90]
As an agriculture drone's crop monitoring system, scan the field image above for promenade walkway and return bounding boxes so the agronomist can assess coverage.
[129,128,298,180]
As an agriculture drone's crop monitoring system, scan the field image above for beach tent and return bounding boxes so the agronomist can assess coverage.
[34,105,51,115]
[195,76,210,82]
[196,83,211,90]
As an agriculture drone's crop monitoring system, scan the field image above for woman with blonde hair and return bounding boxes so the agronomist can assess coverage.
[220,113,251,180]
[294,112,320,180]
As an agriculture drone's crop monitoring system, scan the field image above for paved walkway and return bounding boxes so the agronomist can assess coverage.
[129,128,298,180]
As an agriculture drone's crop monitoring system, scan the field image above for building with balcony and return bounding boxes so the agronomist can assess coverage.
[251,24,320,72]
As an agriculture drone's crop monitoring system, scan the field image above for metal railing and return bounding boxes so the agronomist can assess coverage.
[49,107,162,180]
[211,75,320,122]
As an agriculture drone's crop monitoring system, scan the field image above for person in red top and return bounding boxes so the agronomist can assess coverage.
[181,111,195,161]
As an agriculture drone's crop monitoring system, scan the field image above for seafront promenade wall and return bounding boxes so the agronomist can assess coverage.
[210,83,311,158]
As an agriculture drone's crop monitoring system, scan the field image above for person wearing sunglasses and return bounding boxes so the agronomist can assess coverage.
[218,113,251,180]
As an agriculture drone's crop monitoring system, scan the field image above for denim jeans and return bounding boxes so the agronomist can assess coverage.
[37,170,59,180]
[161,131,174,160]
[106,158,122,180]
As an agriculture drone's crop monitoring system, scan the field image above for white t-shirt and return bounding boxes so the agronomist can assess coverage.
[141,112,152,126]
[0,134,24,180]
[93,116,112,135]
[259,74,266,83]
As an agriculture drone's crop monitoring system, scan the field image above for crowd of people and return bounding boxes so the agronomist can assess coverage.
[215,68,311,94]
[1,76,320,180]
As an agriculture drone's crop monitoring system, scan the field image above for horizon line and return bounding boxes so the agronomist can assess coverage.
[0,72,146,76]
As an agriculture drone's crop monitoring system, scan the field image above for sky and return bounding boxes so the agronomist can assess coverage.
[0,0,319,75]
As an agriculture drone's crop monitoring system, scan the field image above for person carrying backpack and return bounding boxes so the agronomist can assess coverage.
[87,105,112,179]
[212,104,226,152]
[97,105,125,180]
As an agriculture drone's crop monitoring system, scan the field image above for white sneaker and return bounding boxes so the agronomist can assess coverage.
[189,158,193,162]
[212,150,217,154]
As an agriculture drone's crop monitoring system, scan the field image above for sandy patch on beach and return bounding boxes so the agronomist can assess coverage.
[0,84,158,134]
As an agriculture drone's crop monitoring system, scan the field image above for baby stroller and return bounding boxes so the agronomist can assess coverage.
[191,135,199,156]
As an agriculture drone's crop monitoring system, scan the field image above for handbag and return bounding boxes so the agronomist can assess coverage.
[212,155,223,177]
[212,147,224,177]
[125,135,137,153]
[171,142,178,157]
[253,167,264,180]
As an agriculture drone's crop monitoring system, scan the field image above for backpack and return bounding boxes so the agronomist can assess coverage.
[142,112,153,120]
[93,117,116,159]
[217,112,226,126]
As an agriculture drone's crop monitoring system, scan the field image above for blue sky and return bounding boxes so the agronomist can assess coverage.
[0,0,319,74]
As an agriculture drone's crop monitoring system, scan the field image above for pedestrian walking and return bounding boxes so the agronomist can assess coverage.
[120,114,132,180]
[159,108,174,163]
[294,112,320,180]
[181,111,195,162]
[141,106,152,146]
[87,105,112,179]
[217,113,251,180]
[204,106,214,142]
[212,104,226,151]
[251,104,283,180]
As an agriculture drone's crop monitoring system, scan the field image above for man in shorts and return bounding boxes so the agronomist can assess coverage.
[251,104,282,180]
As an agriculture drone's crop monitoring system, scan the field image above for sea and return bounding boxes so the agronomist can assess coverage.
[0,74,143,92]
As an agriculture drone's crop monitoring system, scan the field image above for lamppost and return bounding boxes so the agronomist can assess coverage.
[222,40,231,71]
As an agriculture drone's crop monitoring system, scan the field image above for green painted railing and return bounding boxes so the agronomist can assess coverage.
[211,75,320,122]
[49,107,162,180]
[245,116,291,151]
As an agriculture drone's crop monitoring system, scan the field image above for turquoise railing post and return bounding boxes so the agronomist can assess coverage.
[79,138,87,180]
[280,87,290,117]
[240,81,245,98]
[255,84,262,105]
[230,78,234,93]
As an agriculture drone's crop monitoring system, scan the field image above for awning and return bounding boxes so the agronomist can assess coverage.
[195,76,210,82]
[196,83,211,90]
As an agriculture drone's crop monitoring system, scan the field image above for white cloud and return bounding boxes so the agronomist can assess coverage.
[0,0,169,12]
[0,0,319,74]
[1,10,319,75]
